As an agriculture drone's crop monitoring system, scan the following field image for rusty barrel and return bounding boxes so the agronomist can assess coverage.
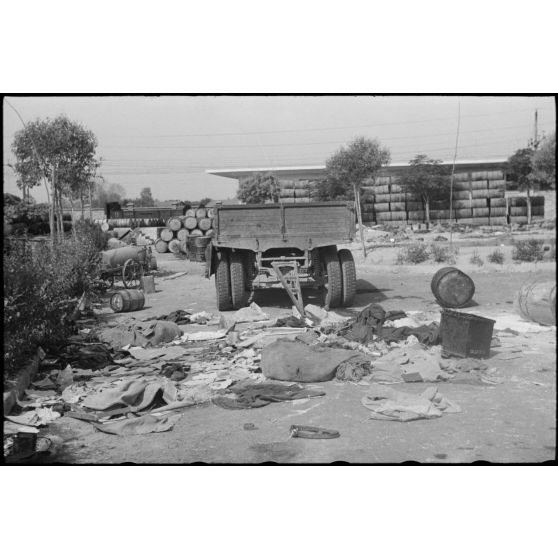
[167,217,183,232]
[176,228,189,241]
[154,239,168,253]
[515,278,556,326]
[110,289,145,313]
[101,246,147,268]
[195,207,207,219]
[431,267,475,308]
[168,239,181,254]
[184,216,198,230]
[198,217,212,231]
[160,228,174,242]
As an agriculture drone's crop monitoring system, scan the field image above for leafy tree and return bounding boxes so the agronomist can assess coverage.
[531,132,556,189]
[507,148,534,189]
[199,197,212,207]
[401,154,450,224]
[323,136,391,200]
[138,187,155,207]
[237,173,280,204]
[10,115,100,241]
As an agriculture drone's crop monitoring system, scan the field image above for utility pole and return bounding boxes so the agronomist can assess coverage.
[534,108,538,148]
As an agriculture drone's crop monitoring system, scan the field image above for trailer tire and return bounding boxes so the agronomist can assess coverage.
[323,247,342,309]
[215,251,232,311]
[338,249,356,306]
[230,251,246,309]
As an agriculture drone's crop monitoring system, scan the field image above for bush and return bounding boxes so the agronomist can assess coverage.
[487,248,505,264]
[469,249,484,266]
[429,243,456,264]
[512,239,544,262]
[396,242,430,264]
[3,224,103,377]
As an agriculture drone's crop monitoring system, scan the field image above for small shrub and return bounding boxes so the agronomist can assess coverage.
[487,248,505,264]
[469,249,484,266]
[396,242,430,264]
[429,243,456,264]
[512,239,544,262]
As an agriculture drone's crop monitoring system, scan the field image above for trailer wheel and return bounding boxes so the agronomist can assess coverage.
[215,251,232,311]
[338,249,356,306]
[323,247,342,308]
[230,251,246,309]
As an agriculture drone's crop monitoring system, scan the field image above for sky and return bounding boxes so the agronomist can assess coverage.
[3,95,555,204]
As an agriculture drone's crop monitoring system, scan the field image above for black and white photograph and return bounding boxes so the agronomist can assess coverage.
[3,94,556,464]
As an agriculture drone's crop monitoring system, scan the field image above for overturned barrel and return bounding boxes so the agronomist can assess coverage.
[101,246,147,268]
[431,267,475,308]
[515,278,556,326]
[154,239,168,253]
[110,289,145,313]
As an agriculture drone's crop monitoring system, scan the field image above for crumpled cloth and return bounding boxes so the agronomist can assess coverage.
[213,381,325,410]
[380,323,440,345]
[82,379,175,412]
[94,414,180,436]
[362,385,461,421]
[261,338,361,382]
[151,310,191,325]
[98,321,182,350]
[342,303,440,345]
[58,342,113,370]
[335,356,372,382]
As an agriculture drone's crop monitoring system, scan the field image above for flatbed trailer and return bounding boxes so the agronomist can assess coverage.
[205,201,357,314]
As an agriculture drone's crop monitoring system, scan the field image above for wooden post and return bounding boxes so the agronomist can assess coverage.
[353,183,367,259]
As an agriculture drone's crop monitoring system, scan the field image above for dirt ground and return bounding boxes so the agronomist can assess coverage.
[46,240,556,464]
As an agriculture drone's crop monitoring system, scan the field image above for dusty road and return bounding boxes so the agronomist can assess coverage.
[48,252,556,463]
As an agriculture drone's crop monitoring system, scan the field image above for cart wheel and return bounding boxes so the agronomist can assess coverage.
[338,249,356,307]
[323,247,342,309]
[123,259,143,289]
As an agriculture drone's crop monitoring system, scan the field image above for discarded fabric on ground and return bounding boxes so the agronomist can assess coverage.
[361,385,461,421]
[261,338,361,382]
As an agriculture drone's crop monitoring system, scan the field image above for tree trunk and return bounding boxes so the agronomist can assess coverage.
[424,198,431,226]
[526,187,532,225]
[353,183,367,259]
[49,169,56,244]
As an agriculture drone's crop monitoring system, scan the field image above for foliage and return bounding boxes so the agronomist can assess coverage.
[237,173,280,204]
[469,249,484,266]
[512,239,544,262]
[487,248,505,264]
[321,137,390,200]
[395,242,430,264]
[10,115,100,199]
[531,132,556,189]
[199,197,212,207]
[4,200,52,235]
[429,243,457,264]
[401,154,450,206]
[3,223,104,376]
[507,148,534,190]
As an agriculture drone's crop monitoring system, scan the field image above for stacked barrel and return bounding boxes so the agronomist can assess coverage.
[360,175,411,226]
[451,170,507,226]
[277,180,318,203]
[154,207,216,254]
[508,195,545,225]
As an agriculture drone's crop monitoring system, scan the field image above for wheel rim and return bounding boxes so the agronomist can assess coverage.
[123,260,141,289]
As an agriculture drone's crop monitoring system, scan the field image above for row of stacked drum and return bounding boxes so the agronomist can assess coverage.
[154,207,215,257]
[277,180,319,203]
[361,170,545,226]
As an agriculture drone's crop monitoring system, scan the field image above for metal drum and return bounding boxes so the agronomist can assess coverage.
[431,267,475,308]
[515,279,556,326]
[110,289,145,313]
